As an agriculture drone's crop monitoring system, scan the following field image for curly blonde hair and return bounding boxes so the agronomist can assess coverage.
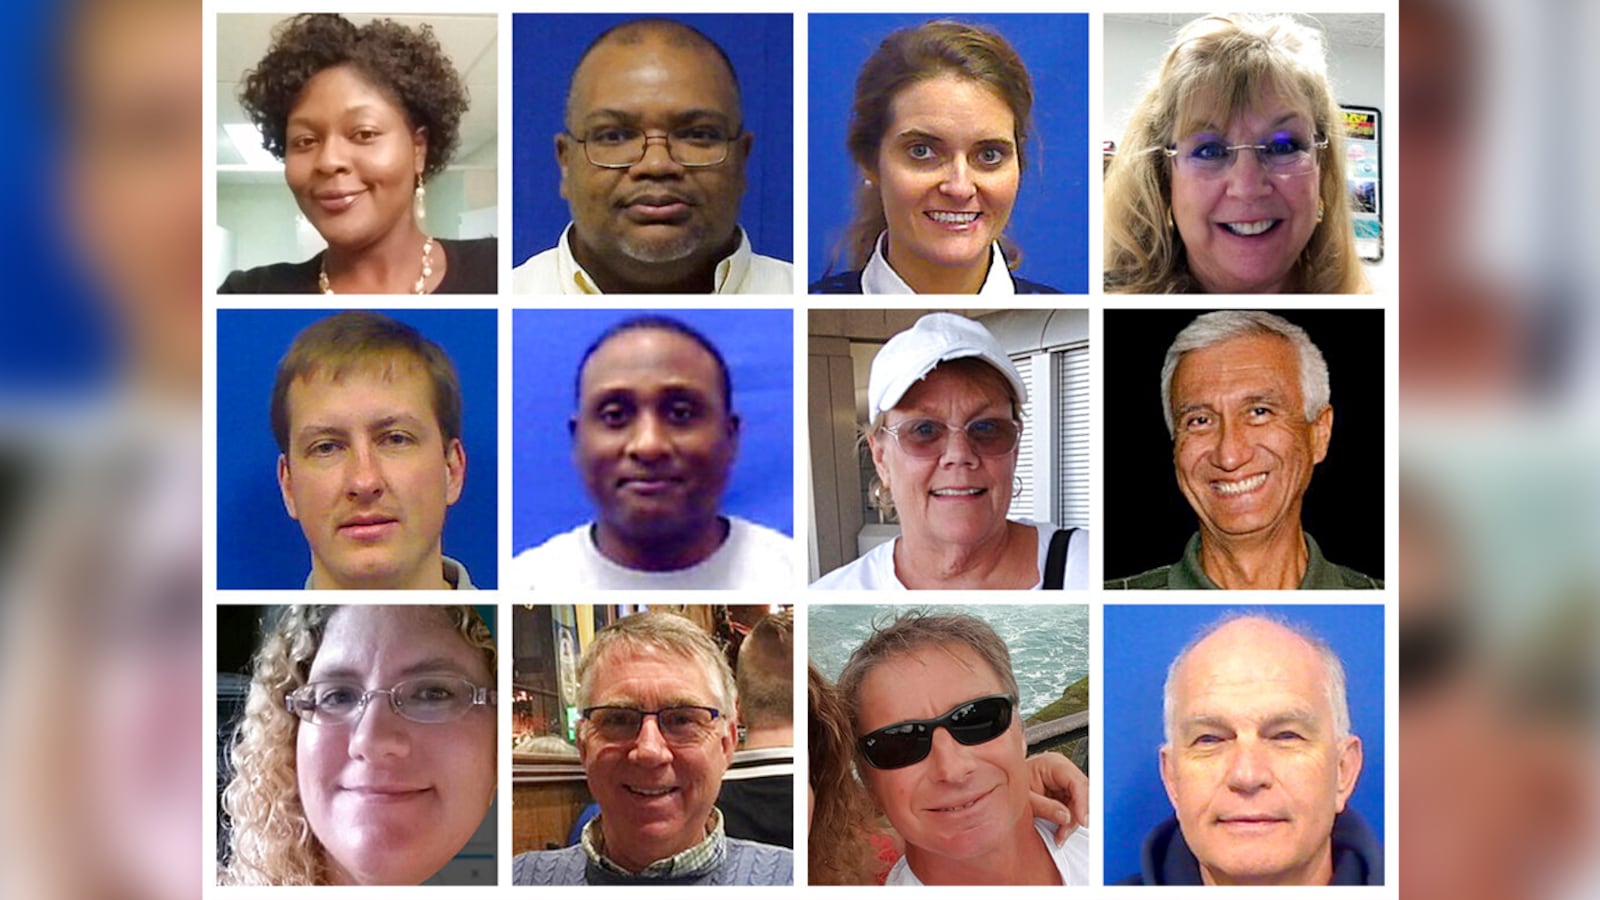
[1103,14,1370,294]
[219,605,495,885]
[806,664,883,885]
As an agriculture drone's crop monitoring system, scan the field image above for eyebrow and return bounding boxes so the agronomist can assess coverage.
[579,108,733,127]
[310,656,478,683]
[894,128,1015,148]
[1187,113,1310,139]
[1181,709,1322,734]
[293,413,427,442]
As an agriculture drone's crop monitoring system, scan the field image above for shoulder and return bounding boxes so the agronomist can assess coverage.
[1013,275,1063,294]
[1330,563,1384,589]
[810,541,894,590]
[1104,565,1174,590]
[217,257,320,294]
[508,526,591,588]
[742,253,795,293]
[808,270,863,294]
[722,837,794,885]
[510,244,563,293]
[436,236,498,291]
[728,517,794,553]
[511,846,586,885]
[1036,820,1092,885]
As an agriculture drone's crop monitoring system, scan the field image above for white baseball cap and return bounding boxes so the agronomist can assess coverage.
[867,313,1027,422]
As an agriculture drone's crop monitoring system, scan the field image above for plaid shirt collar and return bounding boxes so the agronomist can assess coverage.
[581,807,726,878]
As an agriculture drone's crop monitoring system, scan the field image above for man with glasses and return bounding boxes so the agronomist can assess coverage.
[511,611,793,884]
[1106,310,1381,590]
[836,611,1091,885]
[511,18,792,294]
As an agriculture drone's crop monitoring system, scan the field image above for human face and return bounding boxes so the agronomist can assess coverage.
[856,645,1031,874]
[574,328,738,561]
[874,76,1020,293]
[578,643,736,872]
[870,363,1017,552]
[557,36,750,289]
[1169,95,1322,293]
[1170,334,1330,548]
[1160,618,1362,885]
[277,364,465,590]
[283,65,426,253]
[296,606,496,885]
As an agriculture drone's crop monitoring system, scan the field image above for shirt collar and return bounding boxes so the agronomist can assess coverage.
[580,807,726,878]
[860,232,1016,294]
[555,225,755,294]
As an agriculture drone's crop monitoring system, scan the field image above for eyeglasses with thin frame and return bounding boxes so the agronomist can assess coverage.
[285,677,496,726]
[566,124,741,168]
[878,417,1022,459]
[1158,130,1329,179]
[858,694,1016,770]
[581,705,723,744]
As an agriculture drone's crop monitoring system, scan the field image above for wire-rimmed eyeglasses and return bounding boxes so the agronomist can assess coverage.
[581,705,723,744]
[566,125,741,168]
[1158,131,1329,179]
[285,677,496,726]
[878,417,1022,459]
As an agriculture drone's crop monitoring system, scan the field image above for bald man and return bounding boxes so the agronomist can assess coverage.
[1122,615,1381,885]
[511,18,791,294]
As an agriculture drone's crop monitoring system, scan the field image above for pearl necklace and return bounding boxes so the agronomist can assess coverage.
[318,237,435,294]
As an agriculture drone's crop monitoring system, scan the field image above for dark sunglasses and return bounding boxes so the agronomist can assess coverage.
[857,694,1015,769]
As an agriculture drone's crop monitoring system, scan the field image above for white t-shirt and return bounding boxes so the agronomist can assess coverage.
[511,225,792,294]
[885,819,1092,885]
[507,516,793,590]
[810,520,1089,590]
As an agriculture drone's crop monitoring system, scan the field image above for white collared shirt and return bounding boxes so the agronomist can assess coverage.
[860,232,1018,294]
[511,225,792,294]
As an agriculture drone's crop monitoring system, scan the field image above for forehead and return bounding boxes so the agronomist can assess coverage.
[579,328,724,401]
[1171,333,1301,404]
[892,361,1014,415]
[589,641,719,702]
[290,64,408,121]
[286,359,437,423]
[310,605,488,681]
[887,75,1015,138]
[1176,81,1315,137]
[1172,621,1330,718]
[855,643,1007,728]
[570,34,738,120]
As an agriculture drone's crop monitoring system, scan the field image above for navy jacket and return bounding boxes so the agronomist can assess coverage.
[1118,808,1383,885]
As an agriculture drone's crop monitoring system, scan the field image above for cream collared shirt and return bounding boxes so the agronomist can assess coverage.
[511,225,792,294]
[860,232,1018,294]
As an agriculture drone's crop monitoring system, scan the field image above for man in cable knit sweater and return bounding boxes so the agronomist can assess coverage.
[512,611,792,885]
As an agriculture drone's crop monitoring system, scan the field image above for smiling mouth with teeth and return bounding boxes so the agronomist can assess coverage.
[931,794,985,813]
[1221,219,1279,236]
[625,785,677,797]
[927,211,980,224]
[931,487,986,497]
[1212,472,1267,496]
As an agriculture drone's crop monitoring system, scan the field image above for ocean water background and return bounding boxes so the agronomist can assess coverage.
[809,604,1090,719]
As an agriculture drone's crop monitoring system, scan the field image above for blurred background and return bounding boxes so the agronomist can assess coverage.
[0,1,1597,898]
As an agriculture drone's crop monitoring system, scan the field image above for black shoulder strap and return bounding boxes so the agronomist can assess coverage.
[1044,527,1077,590]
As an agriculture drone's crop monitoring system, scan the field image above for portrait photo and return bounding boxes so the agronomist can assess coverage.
[807,13,1087,294]
[1103,604,1385,885]
[216,308,498,590]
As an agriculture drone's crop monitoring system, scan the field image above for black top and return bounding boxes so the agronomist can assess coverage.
[808,267,1061,294]
[217,236,498,294]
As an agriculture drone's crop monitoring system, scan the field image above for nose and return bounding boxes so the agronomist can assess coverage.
[937,425,980,468]
[346,692,410,761]
[1222,147,1272,199]
[630,132,685,176]
[625,412,672,462]
[1211,415,1253,471]
[313,134,350,175]
[1224,739,1273,794]
[924,727,977,783]
[939,157,976,200]
[627,715,674,766]
[344,441,386,499]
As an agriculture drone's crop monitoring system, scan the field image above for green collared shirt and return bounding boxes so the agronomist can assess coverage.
[1105,532,1382,590]
[581,808,726,878]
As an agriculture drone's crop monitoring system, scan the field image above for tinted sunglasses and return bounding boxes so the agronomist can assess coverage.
[857,694,1015,769]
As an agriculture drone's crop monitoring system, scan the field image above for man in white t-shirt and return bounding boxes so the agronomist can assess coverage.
[509,316,792,589]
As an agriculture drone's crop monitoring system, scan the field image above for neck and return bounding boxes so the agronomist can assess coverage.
[1201,843,1333,886]
[1197,521,1309,590]
[740,724,793,749]
[322,218,431,293]
[310,552,449,591]
[893,519,1034,589]
[570,228,737,294]
[905,814,1058,885]
[598,812,714,874]
[885,236,992,294]
[593,516,729,572]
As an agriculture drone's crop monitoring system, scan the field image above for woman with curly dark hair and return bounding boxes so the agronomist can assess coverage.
[219,14,495,294]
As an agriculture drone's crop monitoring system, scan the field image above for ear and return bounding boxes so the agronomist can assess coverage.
[733,130,754,166]
[1310,405,1333,465]
[567,414,578,438]
[575,722,592,769]
[725,411,742,451]
[444,438,466,506]
[868,431,891,492]
[277,454,299,521]
[555,132,572,201]
[717,711,738,764]
[1159,744,1180,812]
[412,126,428,181]
[1333,734,1363,813]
